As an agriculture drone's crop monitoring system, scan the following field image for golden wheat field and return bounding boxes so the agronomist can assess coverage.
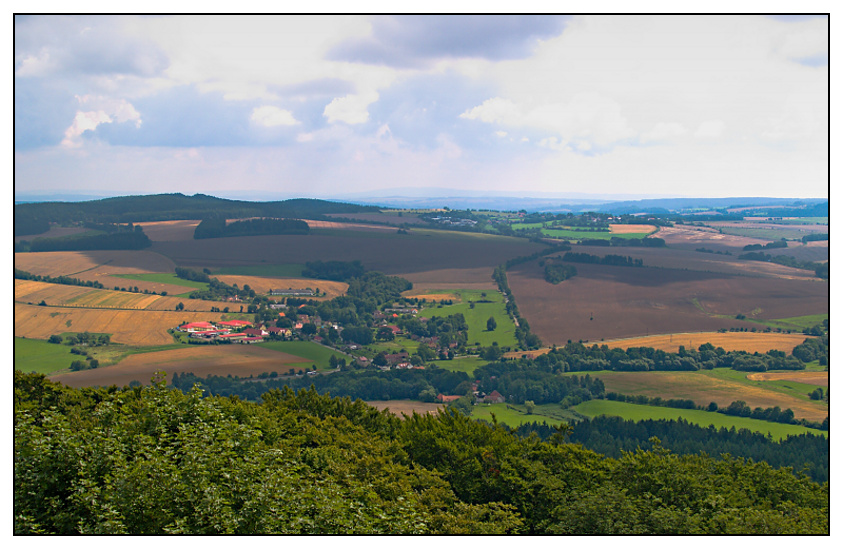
[601,331,813,354]
[746,371,829,386]
[15,280,233,312]
[213,275,349,299]
[504,331,813,359]
[14,303,229,346]
[15,250,177,277]
[609,224,657,234]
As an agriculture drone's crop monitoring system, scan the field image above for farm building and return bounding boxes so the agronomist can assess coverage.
[218,333,247,341]
[240,337,264,344]
[178,322,216,333]
[243,328,266,338]
[484,390,505,404]
[217,320,252,329]
[269,288,314,296]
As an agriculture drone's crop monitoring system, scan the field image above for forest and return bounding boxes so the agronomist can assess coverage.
[14,371,828,534]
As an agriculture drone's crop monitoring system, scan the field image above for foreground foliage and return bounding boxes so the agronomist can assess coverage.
[15,371,828,534]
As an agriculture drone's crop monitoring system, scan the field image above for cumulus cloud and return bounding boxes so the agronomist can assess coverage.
[250,106,299,127]
[61,94,141,147]
[461,93,634,149]
[323,91,380,124]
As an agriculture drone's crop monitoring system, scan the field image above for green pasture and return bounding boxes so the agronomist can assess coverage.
[14,337,76,375]
[212,264,306,277]
[470,402,581,428]
[363,337,421,356]
[256,340,344,370]
[700,368,826,403]
[431,356,488,375]
[572,400,825,440]
[742,313,827,332]
[420,289,518,348]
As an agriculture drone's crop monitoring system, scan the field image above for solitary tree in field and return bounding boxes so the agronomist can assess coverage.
[487,317,497,331]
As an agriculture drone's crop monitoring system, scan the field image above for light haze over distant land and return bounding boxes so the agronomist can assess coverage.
[14,12,829,202]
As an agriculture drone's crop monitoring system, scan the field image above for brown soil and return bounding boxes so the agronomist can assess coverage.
[365,400,444,416]
[136,220,201,241]
[49,345,310,387]
[508,260,827,346]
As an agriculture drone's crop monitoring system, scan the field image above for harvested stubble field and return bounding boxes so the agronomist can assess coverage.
[14,250,196,296]
[656,225,773,253]
[609,224,657,234]
[149,230,543,278]
[15,280,233,313]
[747,371,829,387]
[575,370,828,423]
[365,400,444,416]
[600,332,814,354]
[14,226,90,243]
[507,260,827,345]
[14,303,228,346]
[48,345,312,388]
[136,219,201,241]
[401,289,462,302]
[213,275,348,299]
[504,332,816,359]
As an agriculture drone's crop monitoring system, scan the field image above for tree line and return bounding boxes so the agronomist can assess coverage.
[514,416,828,483]
[14,372,829,534]
[14,268,105,290]
[193,217,310,239]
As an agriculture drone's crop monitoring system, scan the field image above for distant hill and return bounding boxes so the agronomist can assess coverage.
[14,194,380,235]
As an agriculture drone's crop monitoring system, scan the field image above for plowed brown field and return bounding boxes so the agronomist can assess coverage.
[508,261,828,345]
[49,345,311,387]
[213,275,348,299]
[399,268,498,290]
[149,231,542,276]
[14,303,228,346]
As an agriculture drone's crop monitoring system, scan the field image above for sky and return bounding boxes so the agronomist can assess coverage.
[13,13,830,201]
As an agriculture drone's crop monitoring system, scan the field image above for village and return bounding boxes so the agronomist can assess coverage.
[174,299,508,405]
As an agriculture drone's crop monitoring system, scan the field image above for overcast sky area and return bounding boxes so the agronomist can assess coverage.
[14,14,829,201]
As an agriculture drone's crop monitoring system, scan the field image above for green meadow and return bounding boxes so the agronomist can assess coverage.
[14,337,76,375]
[572,400,825,441]
[420,289,518,348]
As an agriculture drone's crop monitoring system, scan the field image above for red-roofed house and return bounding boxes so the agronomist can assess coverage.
[243,328,266,338]
[178,322,216,333]
[217,320,252,329]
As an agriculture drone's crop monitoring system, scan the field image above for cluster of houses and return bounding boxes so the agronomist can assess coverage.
[177,320,288,344]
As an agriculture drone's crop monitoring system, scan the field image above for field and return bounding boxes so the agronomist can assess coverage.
[365,400,444,415]
[572,400,825,441]
[136,219,201,241]
[213,264,306,277]
[48,344,319,387]
[14,225,90,243]
[110,272,207,294]
[599,331,814,354]
[746,371,828,386]
[508,252,827,345]
[14,303,230,346]
[148,228,544,289]
[15,280,235,313]
[255,341,347,370]
[430,356,488,374]
[418,290,518,348]
[510,223,656,242]
[14,337,76,375]
[212,275,348,299]
[565,369,828,423]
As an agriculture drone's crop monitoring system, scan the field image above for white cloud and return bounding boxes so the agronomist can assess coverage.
[61,94,141,147]
[250,106,299,127]
[494,130,508,138]
[640,122,688,144]
[694,120,725,139]
[323,91,379,124]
